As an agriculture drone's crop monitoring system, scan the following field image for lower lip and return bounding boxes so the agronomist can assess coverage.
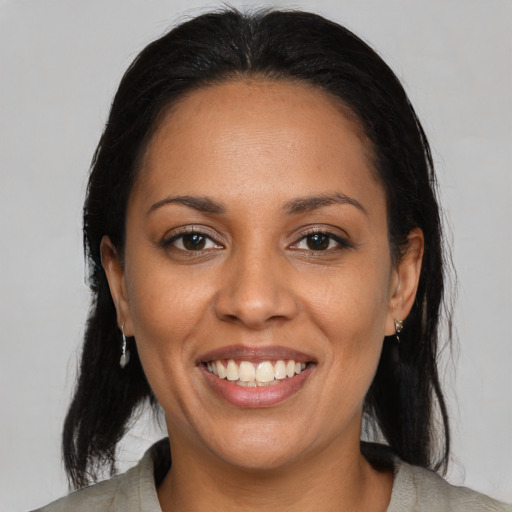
[200,365,313,408]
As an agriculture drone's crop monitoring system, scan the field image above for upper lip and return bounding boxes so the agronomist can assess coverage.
[197,345,315,364]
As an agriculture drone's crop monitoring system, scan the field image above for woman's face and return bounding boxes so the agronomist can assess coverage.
[103,80,421,471]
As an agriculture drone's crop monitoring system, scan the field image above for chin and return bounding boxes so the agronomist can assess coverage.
[204,423,307,471]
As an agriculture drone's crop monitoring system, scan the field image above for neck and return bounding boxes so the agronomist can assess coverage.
[157,434,392,512]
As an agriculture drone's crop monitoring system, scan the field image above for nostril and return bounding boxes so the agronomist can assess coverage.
[212,262,299,328]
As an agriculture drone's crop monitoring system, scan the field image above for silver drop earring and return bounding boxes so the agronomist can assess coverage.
[394,319,404,344]
[120,323,130,368]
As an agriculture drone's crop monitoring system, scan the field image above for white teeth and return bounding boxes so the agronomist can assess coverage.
[216,360,226,379]
[274,360,287,380]
[239,361,256,382]
[226,359,239,381]
[206,359,309,384]
[286,360,295,378]
[256,361,275,383]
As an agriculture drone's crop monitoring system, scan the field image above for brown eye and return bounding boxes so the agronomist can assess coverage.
[181,233,207,250]
[164,231,223,252]
[292,231,351,252]
[306,233,330,250]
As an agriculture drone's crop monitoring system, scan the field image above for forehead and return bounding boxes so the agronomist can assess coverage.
[135,79,383,214]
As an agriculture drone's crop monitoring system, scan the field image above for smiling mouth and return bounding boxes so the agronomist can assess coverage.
[203,359,312,387]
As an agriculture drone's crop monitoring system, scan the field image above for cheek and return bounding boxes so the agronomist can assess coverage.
[122,256,213,386]
[126,255,208,334]
[310,264,390,337]
[304,260,391,379]
[123,262,214,419]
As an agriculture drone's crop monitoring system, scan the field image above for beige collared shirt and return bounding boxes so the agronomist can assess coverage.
[32,440,511,511]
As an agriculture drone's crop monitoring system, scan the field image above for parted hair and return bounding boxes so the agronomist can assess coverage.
[64,8,452,489]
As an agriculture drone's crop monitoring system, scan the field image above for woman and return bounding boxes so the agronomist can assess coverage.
[33,8,510,512]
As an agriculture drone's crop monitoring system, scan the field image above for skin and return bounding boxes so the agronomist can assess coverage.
[102,80,423,511]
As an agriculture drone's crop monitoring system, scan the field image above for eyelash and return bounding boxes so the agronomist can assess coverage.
[291,230,353,252]
[161,227,352,254]
[161,228,223,252]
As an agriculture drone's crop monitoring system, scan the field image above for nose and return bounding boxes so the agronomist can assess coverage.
[213,248,299,329]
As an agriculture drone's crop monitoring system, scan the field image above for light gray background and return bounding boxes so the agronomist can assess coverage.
[1,0,511,510]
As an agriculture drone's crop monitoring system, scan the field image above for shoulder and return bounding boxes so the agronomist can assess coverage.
[30,474,124,512]
[390,459,511,511]
[30,441,166,512]
[361,443,511,511]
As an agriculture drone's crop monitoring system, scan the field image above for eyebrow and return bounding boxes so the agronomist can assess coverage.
[283,193,367,216]
[148,192,366,216]
[148,195,225,215]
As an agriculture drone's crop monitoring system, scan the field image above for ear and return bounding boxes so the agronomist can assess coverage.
[100,236,134,336]
[385,228,424,336]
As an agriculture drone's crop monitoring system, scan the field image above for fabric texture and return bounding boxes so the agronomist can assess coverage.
[32,440,511,511]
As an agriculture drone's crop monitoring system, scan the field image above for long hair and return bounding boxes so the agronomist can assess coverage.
[64,9,452,489]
